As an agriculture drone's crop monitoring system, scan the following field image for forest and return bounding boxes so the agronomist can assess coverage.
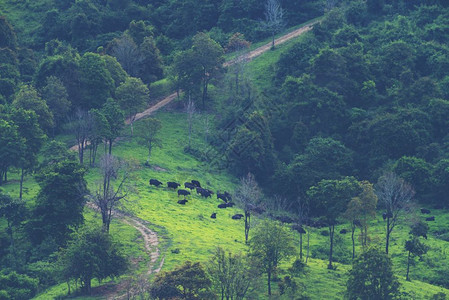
[1,0,449,299]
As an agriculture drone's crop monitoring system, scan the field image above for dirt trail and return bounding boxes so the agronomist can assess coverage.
[128,20,318,123]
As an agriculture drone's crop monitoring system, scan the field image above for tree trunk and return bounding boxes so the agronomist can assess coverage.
[386,217,390,254]
[406,250,411,281]
[351,224,355,260]
[299,232,303,260]
[109,139,113,155]
[19,168,24,201]
[328,225,335,269]
[244,210,250,243]
[271,33,275,48]
[306,229,310,264]
[267,268,272,296]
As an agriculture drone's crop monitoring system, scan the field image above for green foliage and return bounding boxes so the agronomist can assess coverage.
[151,261,213,299]
[0,271,38,300]
[0,119,25,185]
[28,160,88,250]
[116,77,149,122]
[57,226,128,294]
[134,117,162,164]
[346,247,400,300]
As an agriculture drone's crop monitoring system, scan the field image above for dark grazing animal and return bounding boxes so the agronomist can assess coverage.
[217,193,228,202]
[184,182,196,190]
[340,229,347,234]
[149,179,163,187]
[177,199,188,205]
[178,189,191,197]
[232,214,244,220]
[226,202,235,207]
[191,180,201,187]
[210,213,216,219]
[276,215,294,224]
[425,216,435,221]
[198,188,212,198]
[167,182,180,189]
[218,203,227,209]
[382,212,393,220]
[421,208,431,214]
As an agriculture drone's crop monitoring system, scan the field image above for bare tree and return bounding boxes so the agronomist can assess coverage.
[376,172,415,254]
[186,95,196,150]
[296,197,309,261]
[234,173,261,243]
[109,34,142,77]
[92,154,132,233]
[226,33,251,95]
[262,0,285,48]
[67,109,92,165]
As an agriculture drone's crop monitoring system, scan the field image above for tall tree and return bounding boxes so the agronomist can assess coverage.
[28,159,88,249]
[92,154,131,233]
[207,247,260,300]
[192,32,224,108]
[346,247,400,300]
[87,109,108,167]
[262,0,285,48]
[101,98,124,154]
[116,77,149,135]
[234,173,261,244]
[67,109,91,165]
[12,84,54,134]
[10,108,46,200]
[376,172,415,254]
[307,176,361,269]
[344,180,378,259]
[405,220,428,281]
[0,119,24,185]
[186,96,196,150]
[135,118,162,165]
[57,226,128,294]
[41,76,71,133]
[0,192,26,251]
[250,220,295,296]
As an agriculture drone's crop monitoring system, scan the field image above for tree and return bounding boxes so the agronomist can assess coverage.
[135,118,162,165]
[0,119,24,185]
[0,16,17,50]
[78,52,115,109]
[92,154,131,233]
[38,140,77,170]
[66,109,91,165]
[344,181,378,259]
[109,34,141,78]
[86,109,108,167]
[28,160,88,249]
[10,108,46,200]
[12,84,54,134]
[405,221,428,281]
[57,226,128,294]
[376,172,415,254]
[41,76,71,133]
[116,77,149,135]
[101,98,124,154]
[234,173,261,243]
[0,192,26,251]
[346,247,400,300]
[307,176,361,269]
[151,261,213,299]
[207,247,260,300]
[138,36,164,84]
[225,33,251,95]
[262,0,285,48]
[295,197,309,261]
[250,220,295,296]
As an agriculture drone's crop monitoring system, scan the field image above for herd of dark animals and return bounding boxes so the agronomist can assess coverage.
[150,178,437,234]
[149,178,239,220]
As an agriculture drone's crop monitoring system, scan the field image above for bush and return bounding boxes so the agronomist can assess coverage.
[0,271,39,300]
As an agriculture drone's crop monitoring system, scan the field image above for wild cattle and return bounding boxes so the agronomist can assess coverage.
[177,199,188,205]
[232,214,244,220]
[149,179,163,187]
[421,208,431,214]
[178,189,191,197]
[382,212,393,220]
[198,188,212,198]
[210,213,217,219]
[217,193,228,202]
[218,203,227,209]
[184,182,196,190]
[191,180,201,187]
[167,182,180,189]
[425,216,435,221]
[340,229,347,234]
[226,202,235,207]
